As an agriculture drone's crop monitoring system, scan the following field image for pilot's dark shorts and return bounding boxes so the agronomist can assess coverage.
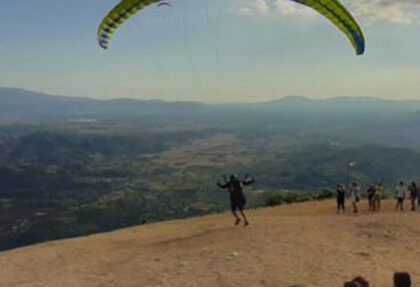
[230,195,246,211]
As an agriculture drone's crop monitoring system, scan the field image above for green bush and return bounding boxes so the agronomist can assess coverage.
[265,191,310,206]
[284,192,299,204]
[266,194,285,206]
[313,189,334,200]
[296,195,311,203]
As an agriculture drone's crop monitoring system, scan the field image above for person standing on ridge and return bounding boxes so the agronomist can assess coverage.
[336,184,346,213]
[349,182,361,214]
[408,182,418,211]
[366,185,375,211]
[417,183,420,210]
[395,181,406,211]
[373,183,383,212]
[217,174,255,226]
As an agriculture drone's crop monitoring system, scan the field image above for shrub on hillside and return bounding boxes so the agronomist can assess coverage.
[313,188,334,200]
[266,194,285,206]
[283,192,300,204]
[265,191,310,206]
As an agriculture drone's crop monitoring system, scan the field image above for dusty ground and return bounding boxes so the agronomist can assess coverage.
[1,200,420,287]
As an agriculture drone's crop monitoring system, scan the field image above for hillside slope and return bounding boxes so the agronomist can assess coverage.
[1,200,420,287]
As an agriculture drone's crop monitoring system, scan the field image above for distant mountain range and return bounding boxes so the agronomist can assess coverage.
[1,87,420,122]
[0,87,208,121]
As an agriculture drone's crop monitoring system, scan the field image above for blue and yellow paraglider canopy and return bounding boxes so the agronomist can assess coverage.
[98,0,365,55]
[291,0,364,55]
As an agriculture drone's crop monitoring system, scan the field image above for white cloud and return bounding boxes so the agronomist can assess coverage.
[350,0,420,25]
[253,0,270,15]
[231,0,420,25]
[235,0,270,16]
[273,0,316,16]
[232,0,313,17]
[237,6,254,16]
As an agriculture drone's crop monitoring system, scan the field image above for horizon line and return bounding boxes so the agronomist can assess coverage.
[1,85,420,105]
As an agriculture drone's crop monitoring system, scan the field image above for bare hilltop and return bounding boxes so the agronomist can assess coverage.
[1,200,420,287]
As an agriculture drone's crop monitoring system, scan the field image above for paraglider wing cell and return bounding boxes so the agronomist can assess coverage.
[97,0,163,49]
[291,0,365,55]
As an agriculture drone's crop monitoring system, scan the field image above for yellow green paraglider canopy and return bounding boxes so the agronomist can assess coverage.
[98,0,365,55]
[291,0,364,55]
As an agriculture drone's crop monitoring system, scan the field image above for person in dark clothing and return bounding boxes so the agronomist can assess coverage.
[366,185,375,211]
[409,182,418,211]
[336,184,346,213]
[344,281,362,287]
[352,276,369,287]
[343,276,369,287]
[394,272,411,287]
[217,174,255,226]
[418,183,420,209]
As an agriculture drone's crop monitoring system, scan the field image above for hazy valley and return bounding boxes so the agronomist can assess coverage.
[2,87,420,251]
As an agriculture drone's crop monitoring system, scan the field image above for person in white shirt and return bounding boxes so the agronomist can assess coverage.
[349,182,361,214]
[395,181,406,211]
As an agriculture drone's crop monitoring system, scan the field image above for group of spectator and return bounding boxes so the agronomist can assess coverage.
[343,272,411,287]
[395,181,419,211]
[336,182,367,213]
[336,181,420,213]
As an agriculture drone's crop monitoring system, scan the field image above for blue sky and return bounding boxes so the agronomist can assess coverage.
[0,0,420,102]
